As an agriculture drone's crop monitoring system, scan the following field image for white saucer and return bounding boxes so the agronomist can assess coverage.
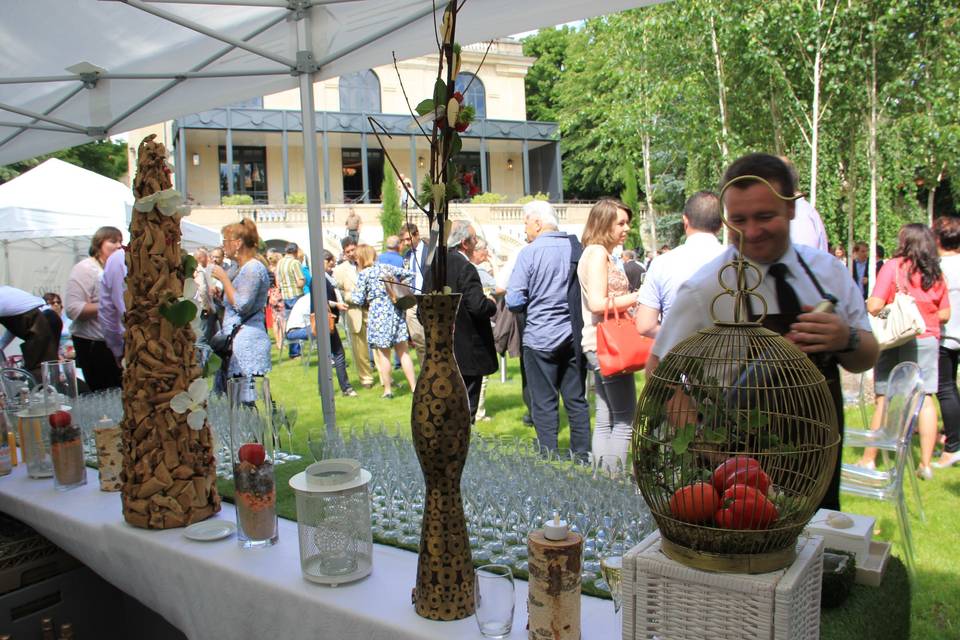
[183,520,236,542]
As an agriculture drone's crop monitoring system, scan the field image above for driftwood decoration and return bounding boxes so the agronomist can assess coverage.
[119,134,220,529]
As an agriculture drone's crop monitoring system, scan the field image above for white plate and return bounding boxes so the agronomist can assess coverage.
[183,520,236,542]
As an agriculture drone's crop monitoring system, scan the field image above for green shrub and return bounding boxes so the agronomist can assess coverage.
[470,192,507,204]
[221,194,253,205]
[286,192,307,204]
[380,163,403,237]
[515,192,550,205]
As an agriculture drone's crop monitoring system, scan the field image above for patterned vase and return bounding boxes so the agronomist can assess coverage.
[410,293,476,620]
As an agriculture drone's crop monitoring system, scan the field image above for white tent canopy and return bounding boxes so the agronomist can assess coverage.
[0,0,656,430]
[0,157,219,296]
[0,0,652,164]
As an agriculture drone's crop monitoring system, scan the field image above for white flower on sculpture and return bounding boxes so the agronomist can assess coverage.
[170,378,209,431]
[134,188,191,217]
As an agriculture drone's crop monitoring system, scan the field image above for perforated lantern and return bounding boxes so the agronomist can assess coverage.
[631,176,841,573]
[289,459,373,584]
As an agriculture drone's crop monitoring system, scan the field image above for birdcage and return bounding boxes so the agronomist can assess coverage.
[631,176,841,573]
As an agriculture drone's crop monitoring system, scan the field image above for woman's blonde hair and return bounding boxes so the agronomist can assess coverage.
[266,251,281,266]
[221,218,259,249]
[581,199,632,248]
[355,244,377,270]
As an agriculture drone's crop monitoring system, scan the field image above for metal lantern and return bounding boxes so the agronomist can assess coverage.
[289,458,373,584]
[632,176,840,573]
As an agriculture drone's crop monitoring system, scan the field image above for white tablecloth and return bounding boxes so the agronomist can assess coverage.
[0,464,619,640]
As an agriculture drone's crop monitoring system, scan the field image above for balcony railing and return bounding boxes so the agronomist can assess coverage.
[492,205,567,221]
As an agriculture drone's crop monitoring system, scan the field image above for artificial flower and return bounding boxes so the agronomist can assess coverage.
[170,378,209,430]
[134,188,190,217]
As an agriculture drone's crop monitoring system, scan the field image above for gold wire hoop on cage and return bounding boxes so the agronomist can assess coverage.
[631,174,838,573]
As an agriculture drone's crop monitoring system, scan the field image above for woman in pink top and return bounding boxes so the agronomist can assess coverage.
[858,223,950,478]
[578,199,640,471]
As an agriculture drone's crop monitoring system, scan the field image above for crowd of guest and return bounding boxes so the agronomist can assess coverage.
[5,151,960,486]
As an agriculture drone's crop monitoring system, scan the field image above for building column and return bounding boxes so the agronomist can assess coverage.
[281,111,289,203]
[409,134,418,193]
[521,138,531,196]
[360,113,370,204]
[554,141,564,203]
[479,135,488,194]
[176,121,187,197]
[321,112,331,204]
[225,107,234,196]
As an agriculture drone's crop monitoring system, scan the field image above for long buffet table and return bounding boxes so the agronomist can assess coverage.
[0,464,619,640]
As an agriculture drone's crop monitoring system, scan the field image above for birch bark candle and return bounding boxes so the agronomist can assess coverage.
[527,514,582,640]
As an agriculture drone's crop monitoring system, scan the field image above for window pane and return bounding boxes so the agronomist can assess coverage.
[454,73,486,119]
[218,146,267,203]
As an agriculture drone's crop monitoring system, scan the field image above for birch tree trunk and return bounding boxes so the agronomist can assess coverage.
[867,35,879,296]
[642,132,657,251]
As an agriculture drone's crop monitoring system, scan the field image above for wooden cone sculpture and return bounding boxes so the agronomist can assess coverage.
[120,135,221,528]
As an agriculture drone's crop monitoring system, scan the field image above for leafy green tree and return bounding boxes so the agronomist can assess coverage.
[0,139,128,184]
[522,26,576,122]
[380,162,403,237]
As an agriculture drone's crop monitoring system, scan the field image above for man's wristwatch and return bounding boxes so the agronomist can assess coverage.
[839,325,860,353]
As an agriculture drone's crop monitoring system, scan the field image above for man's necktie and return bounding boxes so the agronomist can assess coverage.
[768,263,802,314]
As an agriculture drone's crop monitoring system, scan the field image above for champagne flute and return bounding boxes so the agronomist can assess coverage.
[307,428,325,461]
[600,555,623,614]
[284,408,300,460]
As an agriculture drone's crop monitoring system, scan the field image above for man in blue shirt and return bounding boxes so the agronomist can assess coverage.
[378,235,405,268]
[506,201,590,457]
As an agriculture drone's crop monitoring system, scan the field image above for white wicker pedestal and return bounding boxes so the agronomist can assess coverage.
[623,531,824,640]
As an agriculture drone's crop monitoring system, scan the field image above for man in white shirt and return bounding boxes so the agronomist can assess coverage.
[0,286,58,379]
[648,153,879,511]
[781,156,828,253]
[634,191,725,337]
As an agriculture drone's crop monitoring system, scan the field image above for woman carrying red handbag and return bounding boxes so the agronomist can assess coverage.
[578,199,650,471]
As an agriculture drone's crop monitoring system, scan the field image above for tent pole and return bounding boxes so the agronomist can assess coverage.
[296,11,337,437]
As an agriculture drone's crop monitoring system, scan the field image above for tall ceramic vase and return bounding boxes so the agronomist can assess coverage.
[410,293,475,620]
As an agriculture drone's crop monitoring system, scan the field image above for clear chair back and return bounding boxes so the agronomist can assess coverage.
[880,362,923,443]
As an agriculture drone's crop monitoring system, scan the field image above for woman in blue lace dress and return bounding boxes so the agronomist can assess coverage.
[210,219,272,381]
[351,244,417,398]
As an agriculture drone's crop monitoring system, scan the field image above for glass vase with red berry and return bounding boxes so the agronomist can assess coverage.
[42,361,85,491]
[227,376,278,548]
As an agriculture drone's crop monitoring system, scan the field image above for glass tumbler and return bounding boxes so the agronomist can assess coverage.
[228,376,278,548]
[474,564,515,638]
[42,361,85,490]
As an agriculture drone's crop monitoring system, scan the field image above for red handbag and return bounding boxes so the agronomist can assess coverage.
[596,299,652,377]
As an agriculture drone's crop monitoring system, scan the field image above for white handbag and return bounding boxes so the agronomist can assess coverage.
[869,266,925,350]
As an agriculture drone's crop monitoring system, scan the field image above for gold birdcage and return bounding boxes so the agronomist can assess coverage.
[632,177,840,573]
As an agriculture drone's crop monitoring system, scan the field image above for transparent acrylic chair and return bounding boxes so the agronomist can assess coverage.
[840,361,923,580]
[843,361,925,521]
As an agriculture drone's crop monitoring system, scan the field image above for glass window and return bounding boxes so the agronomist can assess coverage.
[339,70,381,113]
[218,146,268,203]
[454,73,486,119]
[450,152,488,199]
[341,148,384,202]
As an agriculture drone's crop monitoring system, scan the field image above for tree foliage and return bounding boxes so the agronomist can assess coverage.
[525,1,960,253]
[0,139,128,184]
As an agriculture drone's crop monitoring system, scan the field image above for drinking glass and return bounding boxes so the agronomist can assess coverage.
[228,376,278,548]
[600,555,624,614]
[474,564,515,638]
[283,408,300,460]
[42,361,85,490]
[307,428,325,461]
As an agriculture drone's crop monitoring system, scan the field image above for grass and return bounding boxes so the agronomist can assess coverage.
[220,346,957,639]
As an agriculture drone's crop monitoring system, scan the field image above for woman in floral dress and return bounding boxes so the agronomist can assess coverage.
[210,219,272,381]
[351,244,417,398]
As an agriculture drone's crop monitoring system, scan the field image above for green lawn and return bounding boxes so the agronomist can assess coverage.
[249,346,957,640]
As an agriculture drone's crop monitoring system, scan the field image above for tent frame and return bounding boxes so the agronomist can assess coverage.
[0,0,456,436]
